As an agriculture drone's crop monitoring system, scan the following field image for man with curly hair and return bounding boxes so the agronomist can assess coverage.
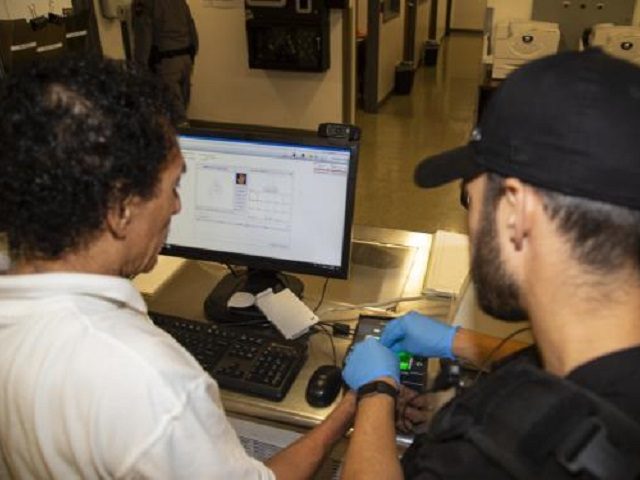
[0,56,354,479]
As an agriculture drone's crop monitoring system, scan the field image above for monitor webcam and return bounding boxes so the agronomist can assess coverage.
[318,122,361,142]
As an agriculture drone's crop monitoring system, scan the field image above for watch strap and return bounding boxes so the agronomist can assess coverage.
[356,380,399,402]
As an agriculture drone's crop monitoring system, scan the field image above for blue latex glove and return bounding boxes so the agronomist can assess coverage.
[342,337,400,390]
[380,311,459,359]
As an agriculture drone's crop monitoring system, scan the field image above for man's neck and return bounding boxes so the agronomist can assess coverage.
[527,268,640,377]
[9,236,122,277]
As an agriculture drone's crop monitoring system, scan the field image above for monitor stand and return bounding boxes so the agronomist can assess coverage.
[203,268,304,324]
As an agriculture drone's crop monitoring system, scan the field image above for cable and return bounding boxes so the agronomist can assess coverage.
[318,320,355,337]
[318,294,429,315]
[313,323,338,366]
[317,316,358,324]
[473,326,532,383]
[225,264,239,277]
[313,277,330,313]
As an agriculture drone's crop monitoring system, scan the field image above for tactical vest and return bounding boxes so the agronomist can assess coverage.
[403,361,640,479]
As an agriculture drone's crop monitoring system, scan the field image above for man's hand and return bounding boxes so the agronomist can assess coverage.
[395,386,432,433]
[342,337,400,390]
[380,311,459,359]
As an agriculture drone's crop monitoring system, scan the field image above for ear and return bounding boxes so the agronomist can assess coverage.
[105,196,134,239]
[502,178,534,251]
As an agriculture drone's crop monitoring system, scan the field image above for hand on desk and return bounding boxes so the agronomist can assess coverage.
[342,337,400,390]
[380,311,459,360]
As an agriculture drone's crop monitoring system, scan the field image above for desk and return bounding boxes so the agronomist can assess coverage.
[136,226,454,476]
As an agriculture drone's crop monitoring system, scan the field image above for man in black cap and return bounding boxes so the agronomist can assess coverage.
[340,48,640,479]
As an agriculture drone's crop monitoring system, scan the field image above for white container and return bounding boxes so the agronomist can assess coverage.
[492,19,560,79]
[590,23,640,66]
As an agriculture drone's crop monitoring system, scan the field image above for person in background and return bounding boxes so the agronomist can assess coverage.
[340,49,640,479]
[133,0,198,125]
[0,55,354,479]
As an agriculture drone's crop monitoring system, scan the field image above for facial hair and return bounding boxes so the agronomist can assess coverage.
[471,199,529,322]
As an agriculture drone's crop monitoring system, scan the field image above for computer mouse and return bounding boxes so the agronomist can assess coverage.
[227,291,255,309]
[305,364,343,408]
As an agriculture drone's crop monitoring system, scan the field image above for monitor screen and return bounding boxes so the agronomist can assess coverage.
[163,126,359,322]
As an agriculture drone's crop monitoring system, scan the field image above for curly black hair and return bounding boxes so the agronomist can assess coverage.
[0,55,178,261]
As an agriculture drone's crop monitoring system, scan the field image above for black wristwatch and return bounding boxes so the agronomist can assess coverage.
[356,380,399,403]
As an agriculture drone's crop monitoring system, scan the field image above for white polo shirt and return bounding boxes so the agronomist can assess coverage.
[0,273,275,480]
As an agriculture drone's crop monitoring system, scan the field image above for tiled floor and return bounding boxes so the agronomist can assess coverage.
[353,32,485,236]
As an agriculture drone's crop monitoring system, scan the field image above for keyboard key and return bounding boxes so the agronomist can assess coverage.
[149,312,307,401]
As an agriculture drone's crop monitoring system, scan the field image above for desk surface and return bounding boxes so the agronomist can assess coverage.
[138,226,453,431]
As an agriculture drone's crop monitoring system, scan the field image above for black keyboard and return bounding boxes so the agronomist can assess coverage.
[150,312,308,401]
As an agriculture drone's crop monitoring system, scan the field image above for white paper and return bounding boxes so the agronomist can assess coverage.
[255,288,318,339]
[422,230,470,297]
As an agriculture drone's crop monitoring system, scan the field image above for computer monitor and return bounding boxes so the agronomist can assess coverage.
[163,126,359,322]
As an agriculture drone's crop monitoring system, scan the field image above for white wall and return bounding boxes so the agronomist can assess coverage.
[377,2,405,102]
[450,0,486,31]
[488,0,640,26]
[360,0,425,102]
[92,0,126,59]
[486,0,531,23]
[414,0,431,64]
[187,4,346,129]
[94,1,350,130]
[435,0,447,41]
[356,0,367,34]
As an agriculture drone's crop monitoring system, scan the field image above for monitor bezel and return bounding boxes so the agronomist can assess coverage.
[162,125,359,280]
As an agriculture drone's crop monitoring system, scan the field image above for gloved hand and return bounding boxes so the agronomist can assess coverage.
[342,337,400,390]
[380,311,459,359]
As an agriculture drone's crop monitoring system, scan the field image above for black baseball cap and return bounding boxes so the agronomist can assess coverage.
[414,49,640,210]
